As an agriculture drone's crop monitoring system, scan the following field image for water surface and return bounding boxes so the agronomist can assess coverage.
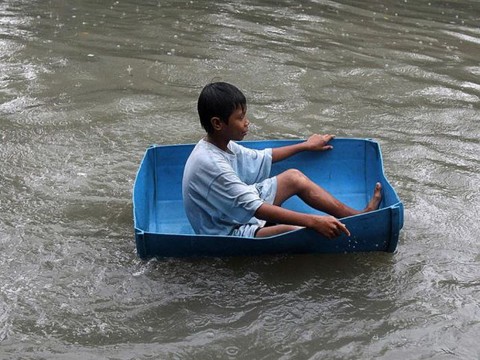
[1,0,479,359]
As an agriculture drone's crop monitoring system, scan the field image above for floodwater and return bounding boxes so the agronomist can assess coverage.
[1,0,479,359]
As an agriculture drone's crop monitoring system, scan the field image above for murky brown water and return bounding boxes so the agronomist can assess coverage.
[1,0,479,359]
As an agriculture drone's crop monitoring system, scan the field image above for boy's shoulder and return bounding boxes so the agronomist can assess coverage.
[187,140,231,168]
[193,139,245,157]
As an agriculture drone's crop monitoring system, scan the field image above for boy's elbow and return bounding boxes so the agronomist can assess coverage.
[255,203,278,223]
[254,203,268,220]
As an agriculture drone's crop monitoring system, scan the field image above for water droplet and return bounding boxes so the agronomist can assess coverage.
[273,343,292,355]
[225,346,239,356]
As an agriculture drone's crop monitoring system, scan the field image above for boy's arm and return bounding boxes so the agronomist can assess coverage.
[271,134,335,163]
[255,203,350,239]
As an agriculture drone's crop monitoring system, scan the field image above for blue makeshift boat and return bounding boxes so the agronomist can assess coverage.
[133,138,403,259]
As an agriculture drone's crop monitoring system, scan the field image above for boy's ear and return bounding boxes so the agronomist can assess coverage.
[210,117,223,131]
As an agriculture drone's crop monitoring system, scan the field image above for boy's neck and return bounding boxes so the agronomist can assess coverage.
[205,134,230,152]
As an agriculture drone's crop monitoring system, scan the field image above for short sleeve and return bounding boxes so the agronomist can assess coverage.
[229,142,272,184]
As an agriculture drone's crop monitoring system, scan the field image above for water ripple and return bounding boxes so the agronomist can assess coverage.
[1,0,480,358]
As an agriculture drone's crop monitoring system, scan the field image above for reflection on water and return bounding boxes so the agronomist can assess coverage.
[1,0,479,359]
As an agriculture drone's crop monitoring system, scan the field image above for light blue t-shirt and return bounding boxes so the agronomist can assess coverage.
[182,139,274,236]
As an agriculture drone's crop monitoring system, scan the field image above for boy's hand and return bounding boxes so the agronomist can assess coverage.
[305,134,335,151]
[310,215,350,239]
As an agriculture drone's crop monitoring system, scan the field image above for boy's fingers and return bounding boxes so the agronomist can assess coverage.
[338,222,350,237]
[324,134,335,143]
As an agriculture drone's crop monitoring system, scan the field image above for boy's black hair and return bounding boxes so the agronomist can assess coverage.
[197,82,246,134]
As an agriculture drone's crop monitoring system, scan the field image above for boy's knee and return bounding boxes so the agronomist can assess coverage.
[284,168,307,186]
[275,169,311,203]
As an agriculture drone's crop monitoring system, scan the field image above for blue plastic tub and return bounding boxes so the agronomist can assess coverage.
[133,138,403,259]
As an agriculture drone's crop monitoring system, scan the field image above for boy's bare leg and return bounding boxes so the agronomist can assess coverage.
[273,169,382,218]
[255,224,301,238]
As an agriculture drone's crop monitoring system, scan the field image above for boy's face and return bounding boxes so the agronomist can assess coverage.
[224,105,249,141]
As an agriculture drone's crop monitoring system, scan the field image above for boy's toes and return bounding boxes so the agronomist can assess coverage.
[364,182,382,212]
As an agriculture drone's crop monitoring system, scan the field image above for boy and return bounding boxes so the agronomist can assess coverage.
[182,82,382,239]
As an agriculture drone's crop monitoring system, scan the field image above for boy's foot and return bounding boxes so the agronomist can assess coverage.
[363,182,382,212]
